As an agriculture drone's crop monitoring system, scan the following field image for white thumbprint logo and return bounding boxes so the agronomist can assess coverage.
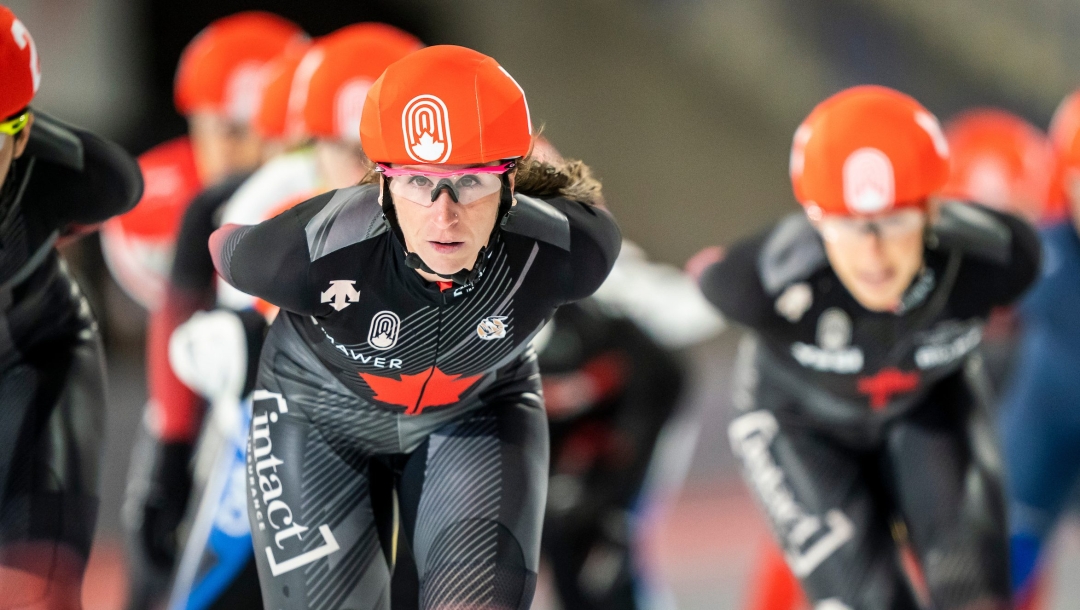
[334,78,372,142]
[367,310,401,350]
[843,147,895,214]
[402,94,452,163]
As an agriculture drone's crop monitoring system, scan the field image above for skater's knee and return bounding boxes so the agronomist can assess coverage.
[421,519,536,610]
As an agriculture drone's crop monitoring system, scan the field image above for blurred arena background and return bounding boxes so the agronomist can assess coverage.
[6,0,1080,607]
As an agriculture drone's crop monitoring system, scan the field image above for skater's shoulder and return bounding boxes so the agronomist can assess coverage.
[300,184,389,262]
[757,213,828,295]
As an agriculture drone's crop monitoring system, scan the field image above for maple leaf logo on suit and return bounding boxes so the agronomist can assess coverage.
[359,366,481,415]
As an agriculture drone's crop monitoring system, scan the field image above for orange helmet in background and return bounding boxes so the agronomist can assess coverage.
[361,45,532,165]
[1047,90,1080,221]
[252,38,313,140]
[303,23,422,143]
[790,85,950,217]
[0,5,40,118]
[941,109,1054,221]
[174,11,304,122]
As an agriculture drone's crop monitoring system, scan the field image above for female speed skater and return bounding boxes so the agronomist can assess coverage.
[208,45,621,608]
[699,85,1039,610]
[0,5,143,608]
[739,104,1059,610]
[161,24,423,610]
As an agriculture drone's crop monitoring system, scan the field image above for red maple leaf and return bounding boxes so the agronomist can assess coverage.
[857,367,921,410]
[360,366,481,415]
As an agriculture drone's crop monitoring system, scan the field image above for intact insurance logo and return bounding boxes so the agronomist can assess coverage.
[249,391,340,576]
[402,94,452,163]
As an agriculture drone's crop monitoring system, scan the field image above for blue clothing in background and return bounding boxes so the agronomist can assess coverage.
[1002,220,1080,597]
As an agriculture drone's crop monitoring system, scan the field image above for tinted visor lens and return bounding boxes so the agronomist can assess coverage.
[0,112,29,137]
[818,209,926,243]
[388,170,504,206]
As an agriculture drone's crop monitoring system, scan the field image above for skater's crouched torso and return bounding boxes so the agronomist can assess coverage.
[701,202,1039,443]
[215,182,620,452]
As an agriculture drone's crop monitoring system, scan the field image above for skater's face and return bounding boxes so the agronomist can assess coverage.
[0,111,33,187]
[314,139,369,190]
[814,207,927,312]
[187,111,264,186]
[384,163,512,281]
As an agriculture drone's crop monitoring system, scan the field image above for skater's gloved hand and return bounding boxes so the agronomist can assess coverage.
[138,440,194,569]
[169,309,248,402]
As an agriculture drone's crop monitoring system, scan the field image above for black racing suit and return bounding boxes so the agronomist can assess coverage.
[210,184,620,609]
[699,202,1039,610]
[537,300,684,610]
[0,112,142,561]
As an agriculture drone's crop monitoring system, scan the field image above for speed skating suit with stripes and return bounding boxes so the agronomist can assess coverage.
[210,182,620,609]
[699,202,1039,610]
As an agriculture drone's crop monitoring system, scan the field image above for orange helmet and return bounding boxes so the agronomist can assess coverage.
[360,45,532,165]
[1047,90,1080,221]
[252,38,313,140]
[174,11,304,122]
[303,23,422,143]
[790,85,950,217]
[942,108,1054,220]
[0,6,39,118]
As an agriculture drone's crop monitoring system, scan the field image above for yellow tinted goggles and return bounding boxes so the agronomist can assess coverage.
[0,112,29,137]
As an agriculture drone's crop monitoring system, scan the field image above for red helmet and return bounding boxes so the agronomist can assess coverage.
[1047,89,1080,221]
[0,6,40,118]
[302,23,421,143]
[100,138,202,309]
[174,11,304,122]
[252,38,313,140]
[360,45,532,165]
[942,108,1054,221]
[790,85,950,217]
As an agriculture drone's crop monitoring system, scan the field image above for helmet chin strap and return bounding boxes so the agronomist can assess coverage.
[381,170,515,287]
[402,250,484,285]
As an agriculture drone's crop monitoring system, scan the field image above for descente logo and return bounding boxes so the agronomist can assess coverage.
[249,390,340,576]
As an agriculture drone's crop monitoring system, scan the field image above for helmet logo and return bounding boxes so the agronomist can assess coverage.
[335,78,371,142]
[225,61,265,123]
[403,94,452,163]
[843,147,894,214]
[10,19,40,93]
[965,156,1010,209]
